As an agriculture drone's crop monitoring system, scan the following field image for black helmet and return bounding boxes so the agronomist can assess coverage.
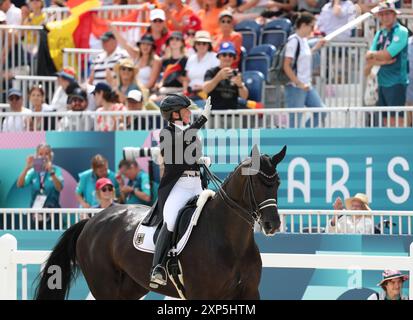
[160,93,192,121]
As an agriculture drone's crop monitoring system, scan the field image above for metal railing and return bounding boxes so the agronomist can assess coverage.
[1,107,412,131]
[62,48,102,84]
[0,25,42,98]
[1,208,413,235]
[12,75,57,107]
[317,39,368,109]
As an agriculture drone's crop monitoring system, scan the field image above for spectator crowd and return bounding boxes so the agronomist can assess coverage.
[1,0,411,130]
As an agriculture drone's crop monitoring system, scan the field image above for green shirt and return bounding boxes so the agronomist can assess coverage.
[125,170,151,205]
[24,166,64,208]
[370,22,409,87]
[76,169,119,207]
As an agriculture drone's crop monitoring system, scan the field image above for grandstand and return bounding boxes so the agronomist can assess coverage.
[0,0,413,301]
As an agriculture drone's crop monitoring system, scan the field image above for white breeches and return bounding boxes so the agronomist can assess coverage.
[163,176,203,232]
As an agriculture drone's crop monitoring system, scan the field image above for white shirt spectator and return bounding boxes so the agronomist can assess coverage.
[317,0,357,41]
[185,51,220,89]
[285,34,312,86]
[50,86,68,112]
[5,4,22,25]
[326,215,374,234]
[91,47,129,86]
[58,111,94,131]
[1,107,32,132]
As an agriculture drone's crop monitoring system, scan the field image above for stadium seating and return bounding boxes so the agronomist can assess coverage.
[234,20,261,53]
[260,18,292,47]
[243,71,265,102]
[243,44,277,82]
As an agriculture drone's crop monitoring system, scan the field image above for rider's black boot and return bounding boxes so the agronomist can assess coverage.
[149,223,173,288]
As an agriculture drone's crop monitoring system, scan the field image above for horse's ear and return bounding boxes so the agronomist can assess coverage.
[272,145,287,167]
[250,144,260,157]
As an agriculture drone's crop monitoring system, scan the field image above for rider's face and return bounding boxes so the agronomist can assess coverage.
[179,108,191,125]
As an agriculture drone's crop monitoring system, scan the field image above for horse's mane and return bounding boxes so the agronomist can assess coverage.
[221,154,280,188]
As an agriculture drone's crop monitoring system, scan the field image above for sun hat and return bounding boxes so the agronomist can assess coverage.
[344,193,371,211]
[376,2,401,15]
[377,270,409,286]
[114,58,138,76]
[194,30,213,43]
[55,67,76,81]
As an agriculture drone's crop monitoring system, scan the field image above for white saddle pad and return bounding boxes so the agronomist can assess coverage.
[133,190,215,255]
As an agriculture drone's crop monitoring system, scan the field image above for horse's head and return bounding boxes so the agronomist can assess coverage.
[222,145,287,236]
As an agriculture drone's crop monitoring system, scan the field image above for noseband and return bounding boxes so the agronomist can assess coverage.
[202,163,279,229]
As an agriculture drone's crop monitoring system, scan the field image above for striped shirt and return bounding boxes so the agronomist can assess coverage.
[91,47,129,86]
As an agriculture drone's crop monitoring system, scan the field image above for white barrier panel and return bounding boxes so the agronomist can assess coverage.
[0,107,412,131]
[1,208,413,235]
[13,75,58,108]
[0,234,412,300]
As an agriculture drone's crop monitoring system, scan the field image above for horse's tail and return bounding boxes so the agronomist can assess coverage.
[34,219,88,300]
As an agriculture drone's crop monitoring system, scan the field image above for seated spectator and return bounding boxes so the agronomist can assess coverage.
[115,159,130,202]
[76,154,119,208]
[93,178,118,209]
[0,0,22,25]
[213,10,242,69]
[297,0,328,14]
[112,26,162,92]
[152,31,188,100]
[28,85,55,131]
[16,143,64,208]
[316,0,357,41]
[109,58,141,104]
[50,67,77,112]
[368,270,409,300]
[163,0,194,32]
[93,82,127,131]
[1,89,32,132]
[198,0,225,37]
[59,88,94,131]
[185,31,220,104]
[88,31,129,86]
[120,160,151,205]
[263,0,298,19]
[147,9,171,57]
[326,193,374,234]
[203,41,248,110]
[126,89,159,130]
[283,12,326,128]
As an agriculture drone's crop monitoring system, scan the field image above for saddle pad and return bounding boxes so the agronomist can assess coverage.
[133,190,215,255]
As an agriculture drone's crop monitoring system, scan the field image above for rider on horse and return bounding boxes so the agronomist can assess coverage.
[150,93,212,287]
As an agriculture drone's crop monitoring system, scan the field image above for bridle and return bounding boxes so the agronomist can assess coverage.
[202,161,279,229]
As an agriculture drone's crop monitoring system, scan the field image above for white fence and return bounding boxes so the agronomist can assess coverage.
[0,233,412,300]
[1,208,413,235]
[1,107,412,131]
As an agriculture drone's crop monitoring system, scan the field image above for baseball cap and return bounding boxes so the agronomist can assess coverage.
[95,177,114,190]
[55,67,76,81]
[127,90,143,102]
[100,31,116,41]
[217,41,236,56]
[7,88,23,98]
[183,14,202,35]
[150,9,165,21]
[69,88,87,102]
[92,82,112,94]
[376,2,401,15]
[219,10,233,20]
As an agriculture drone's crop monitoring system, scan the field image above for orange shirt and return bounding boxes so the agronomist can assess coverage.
[214,32,243,69]
[198,7,223,37]
[163,4,194,31]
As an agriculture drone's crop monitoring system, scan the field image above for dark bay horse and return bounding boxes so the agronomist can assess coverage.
[35,145,287,300]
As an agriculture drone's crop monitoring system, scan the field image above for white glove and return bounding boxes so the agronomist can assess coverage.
[201,96,212,120]
[197,156,211,167]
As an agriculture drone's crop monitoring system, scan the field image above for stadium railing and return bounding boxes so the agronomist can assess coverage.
[1,208,412,235]
[1,107,412,131]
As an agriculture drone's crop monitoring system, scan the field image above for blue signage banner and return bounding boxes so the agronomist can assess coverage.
[0,129,412,210]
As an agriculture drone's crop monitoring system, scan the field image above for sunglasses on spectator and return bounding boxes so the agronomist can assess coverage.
[187,32,195,36]
[169,37,182,42]
[120,66,134,71]
[220,53,235,58]
[29,0,42,2]
[101,185,114,192]
[152,19,164,23]
[220,19,233,24]
[195,42,209,46]
[8,96,21,101]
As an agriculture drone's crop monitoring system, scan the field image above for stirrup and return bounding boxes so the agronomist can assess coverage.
[150,266,167,287]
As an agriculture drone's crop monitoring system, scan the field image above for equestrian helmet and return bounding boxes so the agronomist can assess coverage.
[160,93,192,121]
